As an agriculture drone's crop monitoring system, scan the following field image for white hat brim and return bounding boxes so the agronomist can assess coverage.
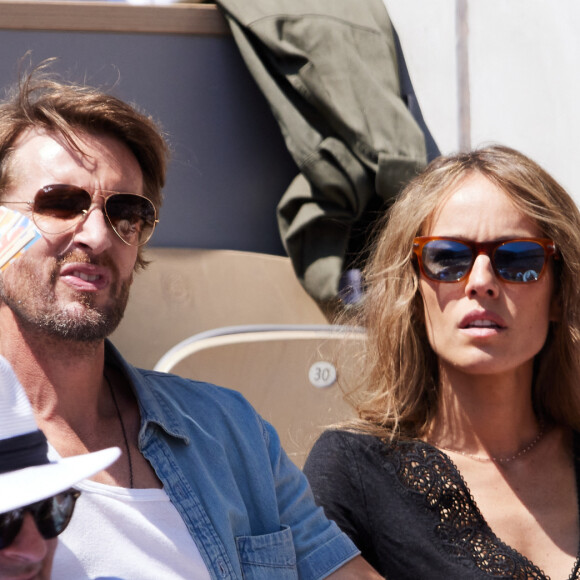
[0,446,121,513]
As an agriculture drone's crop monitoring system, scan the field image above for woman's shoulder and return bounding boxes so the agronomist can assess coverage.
[312,428,385,453]
[307,428,411,476]
[313,427,426,453]
[308,428,457,475]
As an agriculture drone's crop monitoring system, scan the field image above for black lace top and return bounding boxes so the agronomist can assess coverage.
[303,430,580,579]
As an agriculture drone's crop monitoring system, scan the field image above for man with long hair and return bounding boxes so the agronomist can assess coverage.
[0,60,381,578]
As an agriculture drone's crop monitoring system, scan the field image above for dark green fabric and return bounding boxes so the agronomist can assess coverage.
[217,0,428,303]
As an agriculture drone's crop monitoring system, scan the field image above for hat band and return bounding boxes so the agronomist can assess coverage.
[0,430,49,474]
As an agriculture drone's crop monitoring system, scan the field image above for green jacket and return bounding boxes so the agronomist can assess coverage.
[217,0,429,304]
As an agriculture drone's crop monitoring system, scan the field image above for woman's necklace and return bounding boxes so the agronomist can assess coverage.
[105,373,134,488]
[433,421,546,464]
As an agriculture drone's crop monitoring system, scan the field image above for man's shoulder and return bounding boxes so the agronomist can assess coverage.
[138,364,256,406]
[137,366,249,402]
[109,340,265,436]
[109,340,244,397]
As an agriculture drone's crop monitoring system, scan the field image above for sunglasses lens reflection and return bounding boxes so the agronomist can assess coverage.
[0,507,24,548]
[494,241,545,282]
[34,491,77,539]
[421,239,547,283]
[422,240,472,281]
[0,489,79,549]
[105,194,156,246]
[35,185,91,221]
[32,185,156,246]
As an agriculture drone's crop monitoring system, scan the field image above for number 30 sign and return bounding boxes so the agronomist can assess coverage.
[308,362,337,388]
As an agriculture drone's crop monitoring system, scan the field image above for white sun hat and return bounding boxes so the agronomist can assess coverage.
[0,355,120,513]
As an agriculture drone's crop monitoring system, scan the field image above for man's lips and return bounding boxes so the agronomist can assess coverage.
[459,311,507,330]
[59,262,110,290]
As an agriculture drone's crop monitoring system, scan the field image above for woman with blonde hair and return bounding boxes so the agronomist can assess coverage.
[304,144,580,579]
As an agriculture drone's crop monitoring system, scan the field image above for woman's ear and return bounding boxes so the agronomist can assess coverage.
[549,293,562,322]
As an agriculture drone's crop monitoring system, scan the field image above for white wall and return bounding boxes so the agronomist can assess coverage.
[384,0,580,202]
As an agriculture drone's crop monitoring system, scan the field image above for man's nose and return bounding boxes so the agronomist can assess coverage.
[2,512,49,561]
[72,205,114,254]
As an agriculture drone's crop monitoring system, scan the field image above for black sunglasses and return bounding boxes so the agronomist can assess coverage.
[413,237,558,283]
[0,488,80,549]
[3,184,158,247]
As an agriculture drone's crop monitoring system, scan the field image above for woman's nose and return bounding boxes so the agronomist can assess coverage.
[464,254,500,297]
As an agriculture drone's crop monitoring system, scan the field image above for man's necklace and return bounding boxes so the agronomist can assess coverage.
[105,373,134,488]
[433,422,546,464]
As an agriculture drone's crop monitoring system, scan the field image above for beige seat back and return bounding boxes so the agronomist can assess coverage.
[154,326,365,468]
[111,248,328,369]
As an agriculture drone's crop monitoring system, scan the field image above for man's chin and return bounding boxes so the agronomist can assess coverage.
[9,301,123,343]
[0,271,131,343]
[40,314,121,342]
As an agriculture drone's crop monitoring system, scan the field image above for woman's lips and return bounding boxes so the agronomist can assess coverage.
[459,311,507,332]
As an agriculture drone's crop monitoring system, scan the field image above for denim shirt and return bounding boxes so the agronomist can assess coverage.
[106,341,359,579]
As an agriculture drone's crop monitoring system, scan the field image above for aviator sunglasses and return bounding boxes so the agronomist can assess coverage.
[3,184,158,246]
[0,488,80,549]
[412,237,558,283]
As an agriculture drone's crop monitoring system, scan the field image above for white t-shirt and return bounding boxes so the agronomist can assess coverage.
[52,478,211,579]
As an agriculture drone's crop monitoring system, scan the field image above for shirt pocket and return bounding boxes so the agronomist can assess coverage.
[236,525,298,580]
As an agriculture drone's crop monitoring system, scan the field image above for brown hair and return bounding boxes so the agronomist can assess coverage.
[0,59,169,268]
[345,145,580,439]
